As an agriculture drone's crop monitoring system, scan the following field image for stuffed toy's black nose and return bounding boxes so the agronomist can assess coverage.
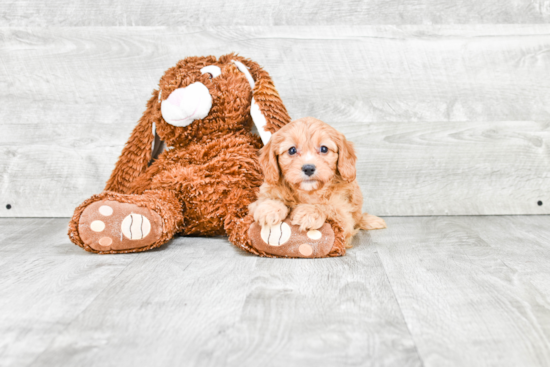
[302,164,316,177]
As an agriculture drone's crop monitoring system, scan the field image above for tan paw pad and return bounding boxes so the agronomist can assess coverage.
[99,205,113,216]
[307,229,322,240]
[121,213,152,240]
[260,222,291,246]
[299,244,313,256]
[90,220,105,232]
[99,237,112,247]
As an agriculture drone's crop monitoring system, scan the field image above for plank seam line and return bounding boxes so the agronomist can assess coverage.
[3,214,550,220]
[1,218,54,241]
[373,247,426,367]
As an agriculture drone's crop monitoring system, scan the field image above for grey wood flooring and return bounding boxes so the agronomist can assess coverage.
[1,216,549,366]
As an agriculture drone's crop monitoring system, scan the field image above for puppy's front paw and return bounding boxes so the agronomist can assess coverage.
[251,199,289,227]
[291,204,326,232]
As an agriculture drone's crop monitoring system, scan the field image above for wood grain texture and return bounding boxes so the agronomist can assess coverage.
[0,218,422,367]
[2,216,550,366]
[0,218,137,367]
[1,0,550,26]
[376,215,550,367]
[347,120,550,216]
[1,26,550,216]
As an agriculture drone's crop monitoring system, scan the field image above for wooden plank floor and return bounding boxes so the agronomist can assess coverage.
[0,216,549,366]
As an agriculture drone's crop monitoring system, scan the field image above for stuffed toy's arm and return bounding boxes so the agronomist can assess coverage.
[104,91,158,193]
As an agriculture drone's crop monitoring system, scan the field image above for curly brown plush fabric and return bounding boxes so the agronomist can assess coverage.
[67,54,347,256]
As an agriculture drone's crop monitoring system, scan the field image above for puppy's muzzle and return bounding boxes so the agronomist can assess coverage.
[302,164,316,177]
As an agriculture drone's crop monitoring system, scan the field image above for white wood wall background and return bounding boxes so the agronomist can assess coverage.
[2,0,550,25]
[0,4,549,217]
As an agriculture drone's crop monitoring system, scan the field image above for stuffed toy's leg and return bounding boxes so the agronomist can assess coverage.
[225,203,347,259]
[68,190,183,254]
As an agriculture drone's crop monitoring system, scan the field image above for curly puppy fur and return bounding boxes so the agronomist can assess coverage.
[249,117,386,248]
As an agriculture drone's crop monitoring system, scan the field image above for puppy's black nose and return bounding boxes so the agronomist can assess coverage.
[302,164,316,177]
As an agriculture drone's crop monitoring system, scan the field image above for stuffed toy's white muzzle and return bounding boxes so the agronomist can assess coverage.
[161,82,212,127]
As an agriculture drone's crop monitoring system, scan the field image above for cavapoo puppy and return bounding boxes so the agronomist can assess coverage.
[249,117,386,247]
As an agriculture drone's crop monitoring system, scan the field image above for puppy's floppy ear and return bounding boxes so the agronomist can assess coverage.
[104,90,159,193]
[336,133,357,182]
[258,139,280,185]
[230,55,291,143]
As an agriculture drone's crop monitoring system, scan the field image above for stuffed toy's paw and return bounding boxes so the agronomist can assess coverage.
[248,218,334,258]
[78,200,163,252]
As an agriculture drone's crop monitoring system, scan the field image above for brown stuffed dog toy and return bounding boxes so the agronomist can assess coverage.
[68,54,347,257]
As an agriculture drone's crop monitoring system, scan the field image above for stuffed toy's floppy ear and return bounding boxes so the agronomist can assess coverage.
[104,91,159,194]
[231,57,291,144]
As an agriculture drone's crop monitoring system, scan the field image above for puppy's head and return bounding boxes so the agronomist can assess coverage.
[259,117,357,191]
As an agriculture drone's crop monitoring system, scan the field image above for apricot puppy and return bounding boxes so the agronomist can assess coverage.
[249,117,386,247]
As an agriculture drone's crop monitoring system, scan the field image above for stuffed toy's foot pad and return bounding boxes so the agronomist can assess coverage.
[79,200,163,252]
[248,218,334,258]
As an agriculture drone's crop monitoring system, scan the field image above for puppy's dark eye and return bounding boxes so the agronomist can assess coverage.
[288,147,297,155]
[207,73,213,79]
[320,146,328,153]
